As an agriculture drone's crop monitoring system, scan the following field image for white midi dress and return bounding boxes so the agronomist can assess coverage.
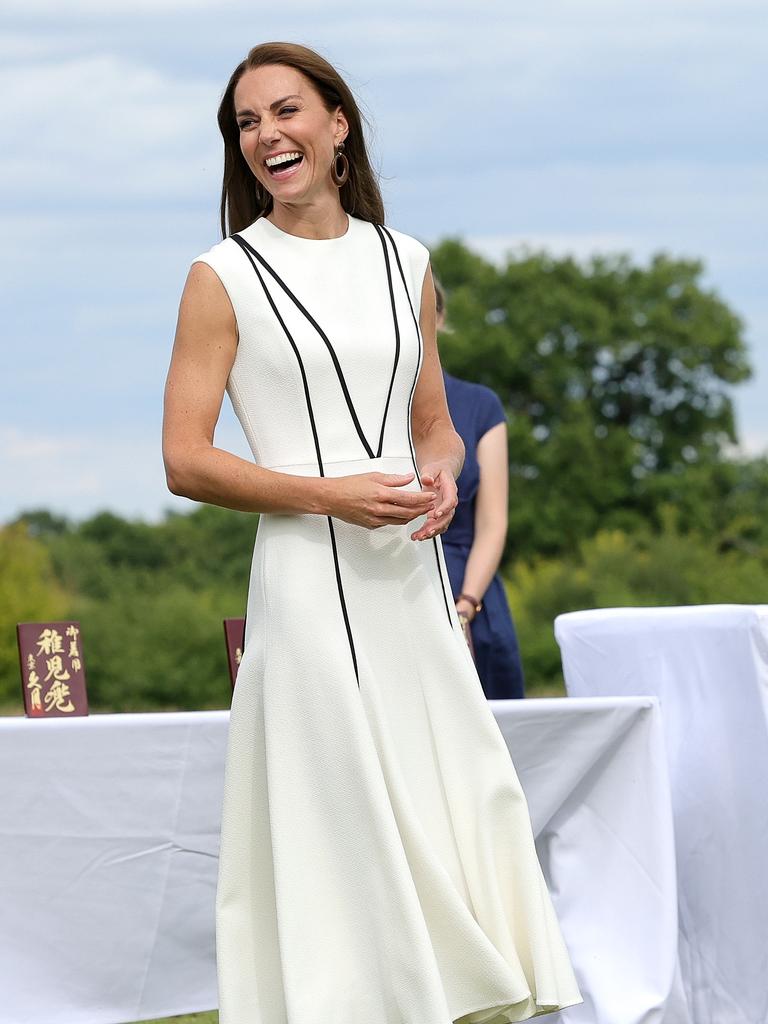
[192,212,584,1024]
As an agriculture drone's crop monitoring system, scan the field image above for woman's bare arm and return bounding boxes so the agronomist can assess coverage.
[162,262,436,526]
[410,263,464,482]
[162,262,331,514]
[408,262,464,540]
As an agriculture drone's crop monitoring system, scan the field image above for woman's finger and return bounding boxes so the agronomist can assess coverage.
[425,469,457,515]
[410,507,455,540]
[373,503,431,523]
[428,483,457,518]
[379,488,437,508]
[371,472,415,485]
[373,516,424,527]
[377,492,436,514]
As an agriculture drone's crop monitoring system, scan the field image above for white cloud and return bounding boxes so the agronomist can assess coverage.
[464,231,662,267]
[0,32,68,60]
[461,222,767,284]
[0,417,253,524]
[0,54,220,199]
[2,0,218,12]
[6,0,763,11]
[723,431,768,459]
[2,427,86,461]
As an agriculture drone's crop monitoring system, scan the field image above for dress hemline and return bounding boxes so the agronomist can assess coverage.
[452,989,585,1024]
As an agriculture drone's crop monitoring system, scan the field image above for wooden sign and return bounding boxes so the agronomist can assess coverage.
[223,617,246,689]
[16,621,89,717]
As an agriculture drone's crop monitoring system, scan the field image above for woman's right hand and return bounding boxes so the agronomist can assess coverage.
[324,471,437,530]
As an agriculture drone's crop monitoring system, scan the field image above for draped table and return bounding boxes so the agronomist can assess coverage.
[555,604,768,1024]
[0,697,685,1024]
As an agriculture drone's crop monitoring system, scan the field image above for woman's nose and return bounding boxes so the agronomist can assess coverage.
[259,115,281,145]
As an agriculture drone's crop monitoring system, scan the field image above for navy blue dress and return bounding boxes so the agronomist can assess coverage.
[441,370,525,699]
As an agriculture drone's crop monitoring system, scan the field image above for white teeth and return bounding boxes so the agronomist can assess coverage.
[265,151,302,168]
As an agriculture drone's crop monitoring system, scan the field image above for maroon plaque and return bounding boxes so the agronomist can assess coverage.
[16,621,89,717]
[223,618,245,689]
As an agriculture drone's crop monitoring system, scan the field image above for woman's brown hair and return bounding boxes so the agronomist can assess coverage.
[217,42,385,236]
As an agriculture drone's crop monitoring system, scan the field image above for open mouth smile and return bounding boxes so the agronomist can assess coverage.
[264,151,304,180]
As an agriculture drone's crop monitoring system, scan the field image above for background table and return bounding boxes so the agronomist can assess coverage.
[1,697,685,1024]
[556,604,768,1024]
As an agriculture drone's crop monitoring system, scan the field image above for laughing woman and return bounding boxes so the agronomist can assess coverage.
[162,40,583,1024]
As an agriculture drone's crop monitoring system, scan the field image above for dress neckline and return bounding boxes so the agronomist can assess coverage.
[255,212,354,244]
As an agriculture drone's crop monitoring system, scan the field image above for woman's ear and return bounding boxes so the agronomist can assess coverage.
[335,106,349,144]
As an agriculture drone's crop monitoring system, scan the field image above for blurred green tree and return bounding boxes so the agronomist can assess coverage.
[0,522,71,706]
[431,241,751,556]
[506,513,768,692]
[5,505,257,711]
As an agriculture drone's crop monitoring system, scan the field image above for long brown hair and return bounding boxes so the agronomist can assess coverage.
[217,42,385,236]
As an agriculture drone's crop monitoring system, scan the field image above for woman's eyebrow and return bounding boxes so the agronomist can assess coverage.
[236,94,302,117]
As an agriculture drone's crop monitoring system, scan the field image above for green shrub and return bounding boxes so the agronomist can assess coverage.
[505,517,768,691]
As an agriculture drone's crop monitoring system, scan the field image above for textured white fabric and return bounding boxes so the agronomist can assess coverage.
[555,605,768,1024]
[191,214,583,1023]
[0,698,677,1024]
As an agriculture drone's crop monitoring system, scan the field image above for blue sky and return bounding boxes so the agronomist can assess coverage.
[2,0,766,524]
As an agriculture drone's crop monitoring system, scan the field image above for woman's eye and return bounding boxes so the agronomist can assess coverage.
[279,107,298,116]
[238,119,257,131]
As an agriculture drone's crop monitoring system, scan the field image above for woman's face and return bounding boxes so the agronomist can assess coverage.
[234,64,348,206]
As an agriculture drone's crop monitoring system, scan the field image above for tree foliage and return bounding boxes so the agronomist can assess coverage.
[506,513,768,691]
[431,241,751,556]
[2,506,257,712]
[0,522,71,704]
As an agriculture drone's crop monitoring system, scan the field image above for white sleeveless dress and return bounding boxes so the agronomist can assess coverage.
[192,213,583,1024]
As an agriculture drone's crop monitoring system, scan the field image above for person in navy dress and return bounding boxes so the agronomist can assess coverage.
[434,280,526,699]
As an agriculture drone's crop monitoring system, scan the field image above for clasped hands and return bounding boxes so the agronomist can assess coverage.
[325,463,457,541]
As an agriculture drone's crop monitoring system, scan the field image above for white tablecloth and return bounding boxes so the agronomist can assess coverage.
[0,698,683,1024]
[555,605,768,1024]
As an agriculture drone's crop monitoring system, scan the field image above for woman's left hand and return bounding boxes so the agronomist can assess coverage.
[410,462,458,541]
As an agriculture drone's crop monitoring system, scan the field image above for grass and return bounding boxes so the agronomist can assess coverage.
[135,1014,217,1024]
[526,680,568,698]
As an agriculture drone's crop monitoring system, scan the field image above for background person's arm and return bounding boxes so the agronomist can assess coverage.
[456,421,508,619]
